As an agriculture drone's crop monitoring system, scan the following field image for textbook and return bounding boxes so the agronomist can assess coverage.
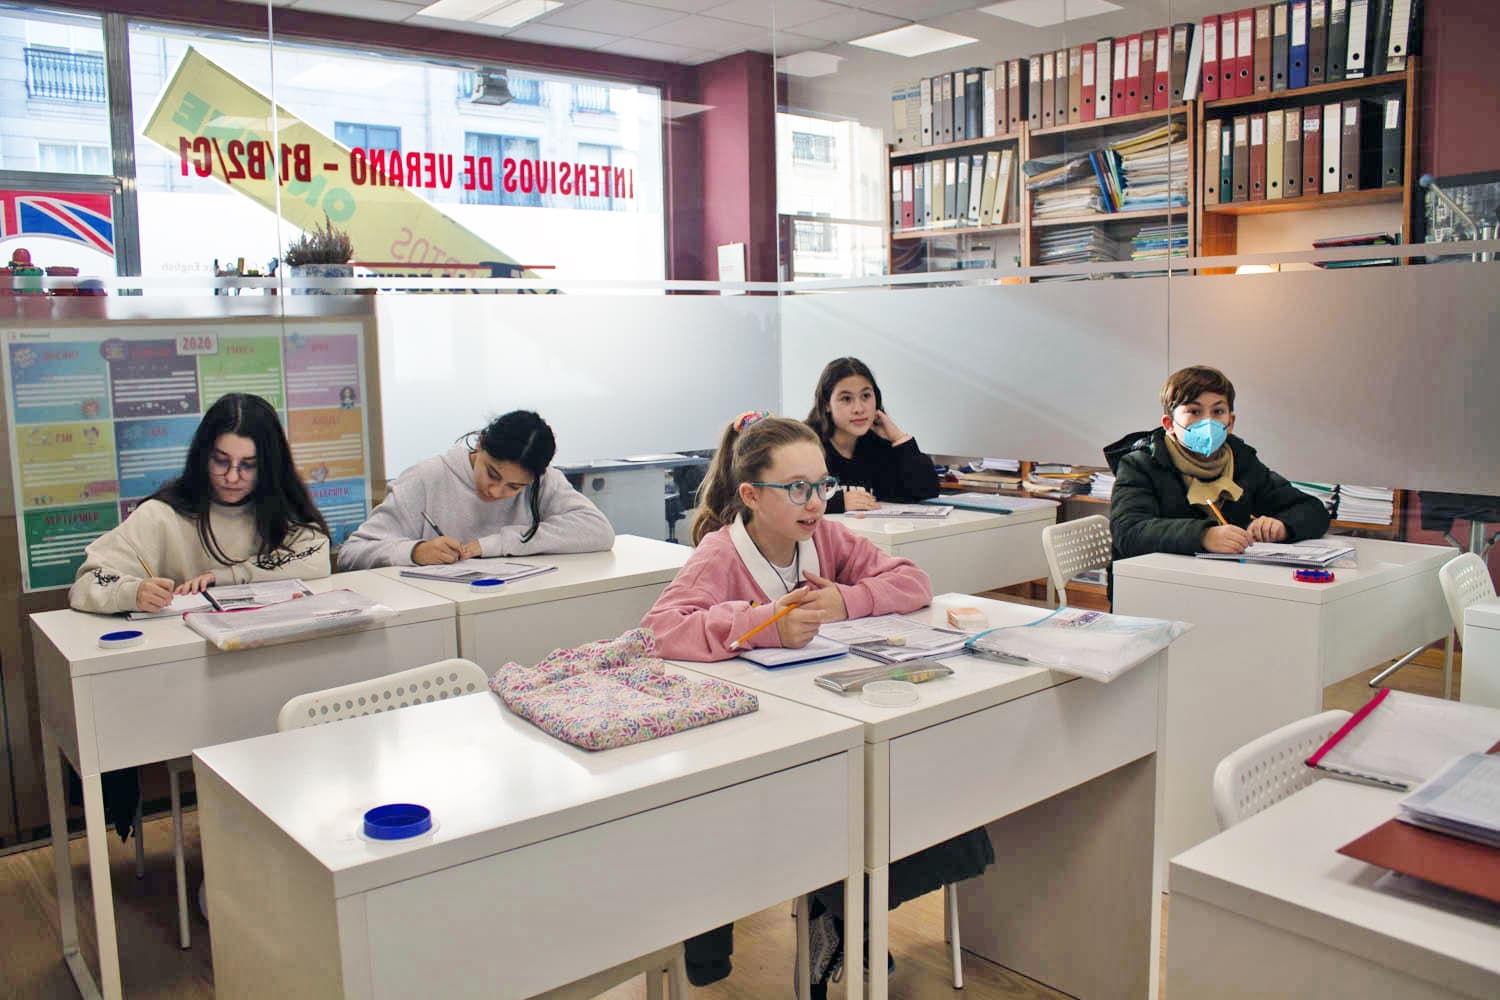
[1195,540,1354,567]
[1307,689,1500,790]
[401,558,557,584]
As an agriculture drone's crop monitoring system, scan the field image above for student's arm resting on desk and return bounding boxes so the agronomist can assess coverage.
[1250,467,1333,541]
[477,467,615,557]
[820,522,933,618]
[1109,453,1212,557]
[337,477,426,569]
[642,562,785,662]
[875,437,942,502]
[67,501,170,613]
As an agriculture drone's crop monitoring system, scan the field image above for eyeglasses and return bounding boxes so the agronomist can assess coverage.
[208,454,258,477]
[750,476,839,505]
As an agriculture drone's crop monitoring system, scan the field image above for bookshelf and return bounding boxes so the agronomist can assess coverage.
[887,131,1024,276]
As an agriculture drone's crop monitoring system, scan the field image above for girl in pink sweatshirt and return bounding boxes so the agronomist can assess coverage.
[644,412,932,661]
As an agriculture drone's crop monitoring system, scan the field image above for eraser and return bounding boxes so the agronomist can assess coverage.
[885,635,906,646]
[947,607,987,630]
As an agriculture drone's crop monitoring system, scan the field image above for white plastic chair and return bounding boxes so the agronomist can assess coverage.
[1211,710,1351,830]
[1041,514,1112,607]
[274,658,689,1000]
[1371,552,1493,698]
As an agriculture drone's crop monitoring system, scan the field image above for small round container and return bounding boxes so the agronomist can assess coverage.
[363,803,432,840]
[469,578,505,591]
[98,629,145,650]
[861,680,920,707]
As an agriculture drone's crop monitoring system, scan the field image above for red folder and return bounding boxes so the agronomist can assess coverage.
[1154,27,1171,108]
[1340,817,1500,907]
[1202,15,1220,101]
[1124,33,1142,115]
[1080,43,1096,121]
[1236,9,1256,97]
[1112,37,1128,113]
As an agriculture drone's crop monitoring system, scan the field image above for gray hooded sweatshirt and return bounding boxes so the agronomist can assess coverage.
[338,445,615,569]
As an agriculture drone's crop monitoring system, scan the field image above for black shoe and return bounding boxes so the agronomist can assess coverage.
[685,957,731,987]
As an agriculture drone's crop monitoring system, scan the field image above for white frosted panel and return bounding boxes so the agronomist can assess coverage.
[376,296,778,477]
[779,282,1170,465]
[1168,264,1500,494]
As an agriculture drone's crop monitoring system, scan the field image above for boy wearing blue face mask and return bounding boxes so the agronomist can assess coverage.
[1106,365,1331,559]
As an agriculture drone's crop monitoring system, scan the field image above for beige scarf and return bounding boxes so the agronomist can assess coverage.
[1164,433,1245,506]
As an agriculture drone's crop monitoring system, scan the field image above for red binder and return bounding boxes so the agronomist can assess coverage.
[1249,111,1268,200]
[1202,15,1221,101]
[1221,15,1239,97]
[1124,33,1142,115]
[1236,9,1256,97]
[1080,44,1097,121]
[1154,27,1172,108]
[1112,37,1128,113]
[1139,30,1156,112]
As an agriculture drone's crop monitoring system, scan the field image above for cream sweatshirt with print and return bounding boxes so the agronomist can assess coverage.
[68,499,331,614]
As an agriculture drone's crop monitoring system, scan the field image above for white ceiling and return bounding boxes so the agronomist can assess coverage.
[239,0,1237,69]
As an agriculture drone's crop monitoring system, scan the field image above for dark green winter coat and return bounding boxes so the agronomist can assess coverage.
[1107,427,1332,560]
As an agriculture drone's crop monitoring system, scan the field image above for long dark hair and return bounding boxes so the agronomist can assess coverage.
[152,393,328,565]
[692,414,819,545]
[804,357,884,445]
[471,410,556,544]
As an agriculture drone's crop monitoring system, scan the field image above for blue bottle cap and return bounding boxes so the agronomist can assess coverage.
[469,577,504,590]
[363,803,432,840]
[98,629,145,649]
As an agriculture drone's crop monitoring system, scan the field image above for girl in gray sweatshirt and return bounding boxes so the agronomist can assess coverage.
[338,410,614,569]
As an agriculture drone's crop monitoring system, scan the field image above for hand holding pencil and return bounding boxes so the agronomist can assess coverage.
[1201,500,1252,555]
[730,587,823,650]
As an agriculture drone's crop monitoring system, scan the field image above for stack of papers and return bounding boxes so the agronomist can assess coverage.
[1196,540,1355,567]
[400,559,557,584]
[1336,485,1396,526]
[927,493,1059,514]
[1290,481,1338,515]
[978,458,1021,472]
[853,503,952,519]
[1089,470,1116,500]
[1399,754,1500,848]
[823,614,970,663]
[129,579,313,619]
[1035,224,1124,267]
[1128,223,1189,277]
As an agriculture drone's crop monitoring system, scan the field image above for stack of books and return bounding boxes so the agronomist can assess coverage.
[1090,469,1116,501]
[1290,481,1338,515]
[1024,466,1092,497]
[1036,224,1123,270]
[1129,222,1189,276]
[1336,484,1396,526]
[1313,232,1401,268]
[1114,122,1190,211]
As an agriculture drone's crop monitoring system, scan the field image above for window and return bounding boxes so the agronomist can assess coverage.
[38,142,110,174]
[25,45,106,103]
[464,132,541,207]
[792,132,834,164]
[334,122,400,154]
[794,217,834,254]
[572,84,611,114]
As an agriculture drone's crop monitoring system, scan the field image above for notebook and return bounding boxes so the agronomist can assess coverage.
[1196,540,1355,567]
[1307,689,1500,790]
[126,592,213,620]
[822,614,971,663]
[737,634,848,668]
[851,503,953,519]
[400,558,557,584]
[925,493,1059,514]
[1398,753,1500,849]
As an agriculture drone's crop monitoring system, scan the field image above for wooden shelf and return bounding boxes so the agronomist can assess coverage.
[1028,104,1190,140]
[1204,71,1407,112]
[1032,206,1188,228]
[891,133,1021,160]
[1204,187,1403,216]
[892,222,1022,239]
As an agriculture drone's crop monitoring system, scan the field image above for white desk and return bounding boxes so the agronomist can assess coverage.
[1167,780,1500,999]
[1113,536,1452,869]
[194,678,867,1000]
[685,593,1164,1000]
[829,504,1056,597]
[30,570,457,1000]
[1462,598,1500,708]
[377,534,691,670]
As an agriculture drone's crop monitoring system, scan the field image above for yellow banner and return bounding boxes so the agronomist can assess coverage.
[142,47,533,276]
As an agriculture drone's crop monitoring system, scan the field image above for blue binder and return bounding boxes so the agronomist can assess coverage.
[1289,0,1311,88]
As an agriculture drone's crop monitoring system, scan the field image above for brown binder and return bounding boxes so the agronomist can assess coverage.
[1284,107,1303,198]
[1302,104,1323,193]
[1254,6,1273,93]
[1007,58,1025,134]
[1067,46,1083,123]
[994,62,1008,135]
[1233,115,1251,201]
[1169,23,1194,105]
[1055,47,1070,125]
[1340,97,1378,190]
[1040,51,1055,128]
[1250,112,1268,200]
[1139,31,1156,112]
[1308,0,1328,83]
[1204,119,1223,204]
[1028,54,1043,129]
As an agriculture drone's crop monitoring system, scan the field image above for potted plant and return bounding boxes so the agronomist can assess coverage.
[283,213,354,293]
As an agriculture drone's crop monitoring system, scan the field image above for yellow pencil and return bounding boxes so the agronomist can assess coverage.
[1206,501,1229,526]
[730,602,802,650]
[136,553,156,578]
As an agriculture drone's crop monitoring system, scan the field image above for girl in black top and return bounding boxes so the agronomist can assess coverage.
[805,357,940,514]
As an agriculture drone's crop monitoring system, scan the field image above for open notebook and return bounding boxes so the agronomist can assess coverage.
[126,578,313,619]
[737,634,848,668]
[400,558,556,584]
[1307,689,1500,790]
[1196,540,1355,568]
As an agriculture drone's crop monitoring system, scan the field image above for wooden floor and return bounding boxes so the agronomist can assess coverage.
[0,613,1459,999]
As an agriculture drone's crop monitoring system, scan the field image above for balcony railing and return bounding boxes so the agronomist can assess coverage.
[25,46,106,104]
[573,85,612,113]
[456,72,544,106]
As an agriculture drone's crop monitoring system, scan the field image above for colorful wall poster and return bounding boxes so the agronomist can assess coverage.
[23,503,120,590]
[4,321,372,591]
[7,340,110,424]
[103,337,201,418]
[197,335,283,408]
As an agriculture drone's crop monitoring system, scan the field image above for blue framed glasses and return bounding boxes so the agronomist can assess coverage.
[750,476,840,505]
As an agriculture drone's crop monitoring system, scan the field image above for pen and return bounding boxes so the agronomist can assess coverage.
[420,510,444,537]
[730,602,802,651]
[1206,500,1229,526]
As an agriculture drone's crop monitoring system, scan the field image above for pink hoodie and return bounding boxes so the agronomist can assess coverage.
[644,514,933,661]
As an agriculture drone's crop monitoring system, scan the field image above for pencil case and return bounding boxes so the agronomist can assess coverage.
[814,658,954,694]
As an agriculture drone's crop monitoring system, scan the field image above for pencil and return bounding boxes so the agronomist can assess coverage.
[1206,501,1229,526]
[420,510,444,537]
[135,552,155,578]
[730,602,802,651]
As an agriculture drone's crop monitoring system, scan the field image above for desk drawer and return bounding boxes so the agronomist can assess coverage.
[362,752,854,1000]
[887,656,1159,861]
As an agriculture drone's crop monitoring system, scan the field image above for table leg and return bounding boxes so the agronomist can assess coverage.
[1443,631,1455,701]
[41,727,91,990]
[170,765,190,949]
[81,770,124,999]
[794,894,810,999]
[845,746,865,1000]
[865,864,887,1000]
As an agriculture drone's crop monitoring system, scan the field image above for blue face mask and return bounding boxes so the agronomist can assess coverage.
[1176,418,1228,457]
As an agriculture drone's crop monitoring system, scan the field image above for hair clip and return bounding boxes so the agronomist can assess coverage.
[733,409,772,432]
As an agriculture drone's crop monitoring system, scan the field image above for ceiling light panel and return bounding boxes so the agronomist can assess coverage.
[848,24,978,58]
[978,0,1123,28]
